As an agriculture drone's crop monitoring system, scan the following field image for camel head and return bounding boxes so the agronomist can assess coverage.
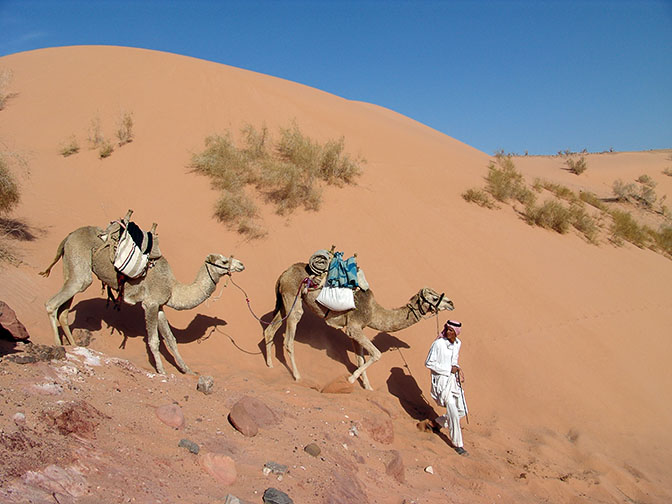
[414,287,455,315]
[205,254,245,279]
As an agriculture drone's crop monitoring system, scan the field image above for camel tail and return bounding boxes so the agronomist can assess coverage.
[38,236,67,278]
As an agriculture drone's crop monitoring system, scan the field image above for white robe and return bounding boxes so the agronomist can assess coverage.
[425,337,467,416]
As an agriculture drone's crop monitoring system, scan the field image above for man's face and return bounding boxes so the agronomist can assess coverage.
[445,326,457,342]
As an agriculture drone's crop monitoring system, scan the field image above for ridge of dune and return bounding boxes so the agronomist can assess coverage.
[0,46,670,502]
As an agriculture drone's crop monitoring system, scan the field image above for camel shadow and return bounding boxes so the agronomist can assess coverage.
[70,298,228,370]
[386,366,456,448]
[258,308,414,381]
[258,308,357,376]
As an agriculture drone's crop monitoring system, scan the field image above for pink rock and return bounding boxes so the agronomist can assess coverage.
[155,404,185,429]
[384,450,405,483]
[0,300,30,340]
[363,416,394,444]
[200,452,237,486]
[228,396,278,437]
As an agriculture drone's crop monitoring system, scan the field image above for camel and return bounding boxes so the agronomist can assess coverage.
[40,224,245,374]
[263,262,455,390]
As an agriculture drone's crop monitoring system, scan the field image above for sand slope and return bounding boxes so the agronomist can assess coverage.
[0,46,671,503]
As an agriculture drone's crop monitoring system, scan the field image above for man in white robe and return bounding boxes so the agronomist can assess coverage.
[425,319,469,456]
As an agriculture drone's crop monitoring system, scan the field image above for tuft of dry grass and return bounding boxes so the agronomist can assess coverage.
[462,188,498,209]
[191,122,363,237]
[565,155,587,175]
[0,154,20,215]
[485,154,536,206]
[523,200,572,233]
[60,136,80,157]
[0,69,15,110]
[98,140,114,159]
[116,111,134,146]
[609,209,650,248]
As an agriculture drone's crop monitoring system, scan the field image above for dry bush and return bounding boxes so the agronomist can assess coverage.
[87,116,105,148]
[116,111,134,146]
[191,134,256,191]
[59,136,80,157]
[0,155,20,215]
[0,69,15,110]
[318,137,363,186]
[650,225,672,256]
[214,191,257,223]
[462,188,497,209]
[191,122,363,236]
[486,155,536,206]
[258,159,321,214]
[236,218,268,239]
[609,209,650,248]
[579,191,608,211]
[566,156,587,175]
[569,201,600,244]
[524,200,572,233]
[98,140,114,159]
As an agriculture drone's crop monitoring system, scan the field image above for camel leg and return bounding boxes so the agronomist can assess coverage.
[45,271,93,345]
[284,302,305,381]
[56,298,77,346]
[143,303,165,374]
[263,310,284,368]
[346,328,381,390]
[351,340,372,391]
[157,309,194,374]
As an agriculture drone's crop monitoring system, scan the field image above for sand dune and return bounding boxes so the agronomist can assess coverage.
[0,46,670,503]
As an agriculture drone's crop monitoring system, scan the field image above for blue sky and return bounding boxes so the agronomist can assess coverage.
[1,0,670,155]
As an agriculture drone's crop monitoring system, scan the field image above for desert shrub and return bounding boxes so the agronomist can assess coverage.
[569,201,600,244]
[609,209,649,248]
[0,69,14,110]
[579,191,608,211]
[566,156,587,175]
[236,218,268,239]
[190,134,256,191]
[214,191,257,223]
[612,179,637,203]
[116,111,134,146]
[258,159,322,214]
[663,167,672,177]
[191,122,362,236]
[462,188,497,209]
[650,225,672,256]
[98,140,114,159]
[88,116,105,148]
[318,137,363,186]
[485,155,535,205]
[0,154,20,215]
[60,136,80,157]
[524,200,572,233]
[537,180,578,202]
[241,123,270,161]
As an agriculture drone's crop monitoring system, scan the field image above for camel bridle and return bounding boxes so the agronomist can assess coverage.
[205,255,235,285]
[407,290,445,321]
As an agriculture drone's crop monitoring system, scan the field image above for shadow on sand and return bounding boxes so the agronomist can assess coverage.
[70,298,228,371]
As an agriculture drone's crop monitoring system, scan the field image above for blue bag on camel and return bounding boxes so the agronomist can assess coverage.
[317,252,359,311]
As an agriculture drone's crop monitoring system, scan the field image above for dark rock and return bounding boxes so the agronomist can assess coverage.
[263,487,293,504]
[178,438,199,454]
[197,375,214,395]
[264,461,288,475]
[304,443,321,457]
[0,301,30,341]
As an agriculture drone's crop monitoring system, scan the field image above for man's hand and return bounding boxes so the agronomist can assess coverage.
[452,366,465,383]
